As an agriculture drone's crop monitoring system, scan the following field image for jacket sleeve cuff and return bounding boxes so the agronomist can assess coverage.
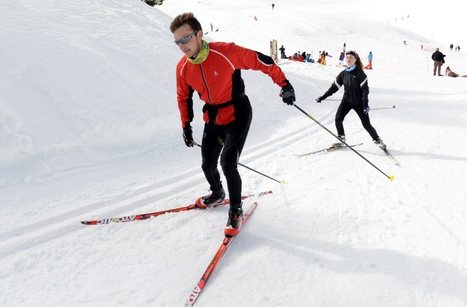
[278,79,289,87]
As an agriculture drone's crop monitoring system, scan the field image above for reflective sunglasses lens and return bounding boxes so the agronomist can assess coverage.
[175,32,195,46]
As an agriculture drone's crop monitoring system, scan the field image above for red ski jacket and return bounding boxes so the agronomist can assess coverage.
[176,42,287,128]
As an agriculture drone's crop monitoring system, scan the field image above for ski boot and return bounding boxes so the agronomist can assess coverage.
[224,205,243,237]
[331,135,346,148]
[373,137,387,150]
[195,188,225,208]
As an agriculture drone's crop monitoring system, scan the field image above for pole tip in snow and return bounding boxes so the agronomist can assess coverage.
[389,175,395,182]
[280,179,287,184]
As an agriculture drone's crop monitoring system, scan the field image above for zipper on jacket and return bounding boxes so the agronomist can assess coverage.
[200,64,213,103]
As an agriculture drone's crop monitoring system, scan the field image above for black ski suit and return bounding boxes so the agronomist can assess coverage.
[320,66,379,140]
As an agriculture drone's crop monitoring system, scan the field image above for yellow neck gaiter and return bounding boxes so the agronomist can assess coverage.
[187,40,209,64]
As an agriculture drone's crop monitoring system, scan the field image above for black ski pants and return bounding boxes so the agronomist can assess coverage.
[201,98,252,208]
[335,102,379,140]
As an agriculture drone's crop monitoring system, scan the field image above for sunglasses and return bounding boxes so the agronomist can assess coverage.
[174,31,198,46]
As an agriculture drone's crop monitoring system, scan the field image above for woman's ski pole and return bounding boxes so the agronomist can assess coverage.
[372,105,396,111]
[293,104,395,181]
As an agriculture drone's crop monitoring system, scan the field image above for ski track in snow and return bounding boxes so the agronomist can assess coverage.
[0,114,331,259]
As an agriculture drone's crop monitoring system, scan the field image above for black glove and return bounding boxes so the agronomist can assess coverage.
[280,80,296,105]
[363,101,370,114]
[182,123,193,147]
[316,96,325,103]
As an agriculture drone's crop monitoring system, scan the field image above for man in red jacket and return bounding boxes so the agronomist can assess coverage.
[170,12,295,237]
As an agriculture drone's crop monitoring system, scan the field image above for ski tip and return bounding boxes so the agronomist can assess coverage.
[389,175,395,182]
[280,179,287,184]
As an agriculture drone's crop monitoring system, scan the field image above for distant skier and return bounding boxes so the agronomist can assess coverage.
[279,45,286,59]
[319,51,326,65]
[450,43,454,51]
[431,48,446,76]
[170,12,295,237]
[315,51,386,149]
[364,51,373,69]
[272,3,275,9]
[338,52,345,66]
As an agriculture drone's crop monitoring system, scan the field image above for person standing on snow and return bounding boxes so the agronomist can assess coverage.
[431,48,446,76]
[170,12,295,237]
[364,51,373,69]
[338,52,345,66]
[279,45,286,59]
[315,51,386,149]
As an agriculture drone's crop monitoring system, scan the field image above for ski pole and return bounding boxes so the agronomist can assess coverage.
[293,103,395,181]
[372,105,396,111]
[193,142,285,184]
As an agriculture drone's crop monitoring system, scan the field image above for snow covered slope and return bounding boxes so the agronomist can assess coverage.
[0,0,181,187]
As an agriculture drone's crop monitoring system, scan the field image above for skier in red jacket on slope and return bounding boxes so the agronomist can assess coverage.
[170,12,295,237]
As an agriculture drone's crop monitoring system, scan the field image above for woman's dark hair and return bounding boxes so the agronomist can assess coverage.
[170,12,202,33]
[346,51,363,70]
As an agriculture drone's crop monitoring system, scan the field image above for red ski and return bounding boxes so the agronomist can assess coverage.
[81,191,271,225]
[185,202,258,306]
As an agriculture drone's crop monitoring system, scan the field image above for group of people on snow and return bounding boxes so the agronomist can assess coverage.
[170,13,387,236]
[288,51,314,63]
[449,43,461,52]
[280,44,374,69]
[430,47,466,77]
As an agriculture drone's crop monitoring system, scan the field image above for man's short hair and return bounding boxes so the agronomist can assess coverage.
[170,12,202,33]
